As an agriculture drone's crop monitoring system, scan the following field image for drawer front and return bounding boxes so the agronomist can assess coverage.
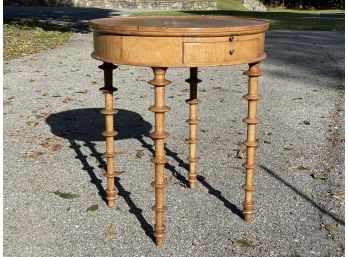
[183,34,264,66]
[92,33,184,67]
[121,36,183,67]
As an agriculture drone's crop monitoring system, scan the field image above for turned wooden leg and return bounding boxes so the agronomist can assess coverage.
[99,62,119,208]
[148,67,171,246]
[242,62,262,222]
[185,67,202,189]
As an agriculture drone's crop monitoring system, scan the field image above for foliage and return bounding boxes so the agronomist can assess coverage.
[3,18,71,60]
[260,0,344,9]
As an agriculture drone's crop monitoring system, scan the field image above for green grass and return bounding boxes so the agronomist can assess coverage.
[135,0,344,31]
[216,0,246,11]
[4,19,72,60]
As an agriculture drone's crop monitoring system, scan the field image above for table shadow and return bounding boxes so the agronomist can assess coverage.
[46,107,244,238]
[46,108,156,241]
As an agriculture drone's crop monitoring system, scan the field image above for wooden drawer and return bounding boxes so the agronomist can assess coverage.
[183,35,264,65]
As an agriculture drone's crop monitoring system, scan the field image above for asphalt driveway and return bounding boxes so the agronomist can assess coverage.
[3,8,345,256]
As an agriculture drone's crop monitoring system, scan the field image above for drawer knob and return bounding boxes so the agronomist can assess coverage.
[229,49,235,55]
[229,36,234,42]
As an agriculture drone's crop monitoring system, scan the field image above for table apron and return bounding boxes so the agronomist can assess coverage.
[92,32,266,67]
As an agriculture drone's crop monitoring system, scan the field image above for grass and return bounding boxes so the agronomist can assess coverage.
[4,19,72,60]
[216,0,246,11]
[135,0,344,31]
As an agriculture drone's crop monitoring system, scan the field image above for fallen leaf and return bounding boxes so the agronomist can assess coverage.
[191,239,198,247]
[3,100,13,106]
[291,97,303,101]
[86,204,98,212]
[51,143,62,152]
[136,149,145,159]
[39,139,51,148]
[53,191,80,199]
[26,121,39,128]
[164,175,173,186]
[105,224,117,239]
[63,97,72,103]
[76,90,88,94]
[235,147,245,159]
[202,169,212,177]
[324,223,337,235]
[34,114,46,121]
[231,239,253,248]
[332,192,344,200]
[284,145,295,151]
[311,173,327,180]
[39,138,62,151]
[21,151,43,158]
[29,79,35,83]
[213,86,227,91]
[294,251,306,257]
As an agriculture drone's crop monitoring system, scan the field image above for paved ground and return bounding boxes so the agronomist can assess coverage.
[4,5,150,32]
[3,7,345,257]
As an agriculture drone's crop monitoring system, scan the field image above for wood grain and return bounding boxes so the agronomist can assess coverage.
[242,62,262,222]
[91,16,268,67]
[90,16,269,36]
[148,67,171,246]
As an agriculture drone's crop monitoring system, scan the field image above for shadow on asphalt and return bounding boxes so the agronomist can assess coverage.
[197,175,244,219]
[46,108,246,238]
[4,5,123,32]
[46,108,155,241]
[261,165,345,225]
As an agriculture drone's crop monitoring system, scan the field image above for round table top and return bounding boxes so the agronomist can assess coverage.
[89,16,269,36]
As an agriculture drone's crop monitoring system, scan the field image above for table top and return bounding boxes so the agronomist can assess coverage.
[90,16,269,36]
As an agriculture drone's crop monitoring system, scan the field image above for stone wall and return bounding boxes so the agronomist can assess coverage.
[5,0,217,10]
[242,0,267,11]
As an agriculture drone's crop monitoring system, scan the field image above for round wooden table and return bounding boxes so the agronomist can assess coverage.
[89,16,269,246]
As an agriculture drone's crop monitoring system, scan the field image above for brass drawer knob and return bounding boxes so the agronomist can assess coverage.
[229,49,235,55]
[229,36,234,42]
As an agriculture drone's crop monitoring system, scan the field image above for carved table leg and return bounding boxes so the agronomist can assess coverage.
[148,67,171,246]
[242,62,262,222]
[99,62,119,208]
[185,67,202,189]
